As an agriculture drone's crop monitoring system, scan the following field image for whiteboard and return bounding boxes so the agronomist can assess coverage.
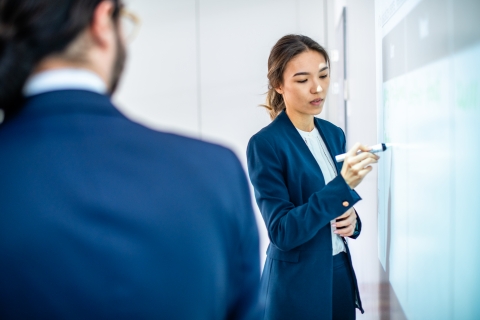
[376,0,480,318]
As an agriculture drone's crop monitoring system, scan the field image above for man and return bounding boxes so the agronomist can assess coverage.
[0,1,261,318]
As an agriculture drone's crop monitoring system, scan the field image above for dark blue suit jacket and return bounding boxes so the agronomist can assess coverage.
[0,90,261,319]
[247,110,363,319]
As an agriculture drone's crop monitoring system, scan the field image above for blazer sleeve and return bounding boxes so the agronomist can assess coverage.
[247,135,361,252]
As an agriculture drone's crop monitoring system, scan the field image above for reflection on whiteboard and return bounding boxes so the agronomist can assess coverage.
[376,0,480,318]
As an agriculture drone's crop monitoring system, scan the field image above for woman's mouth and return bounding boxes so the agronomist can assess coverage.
[310,98,323,106]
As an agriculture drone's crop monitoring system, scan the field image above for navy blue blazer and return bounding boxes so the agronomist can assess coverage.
[247,110,364,319]
[0,90,261,319]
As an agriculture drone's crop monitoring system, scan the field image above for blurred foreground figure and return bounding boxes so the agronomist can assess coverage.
[0,1,260,319]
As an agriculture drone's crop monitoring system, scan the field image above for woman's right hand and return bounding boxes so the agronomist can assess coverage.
[340,143,379,189]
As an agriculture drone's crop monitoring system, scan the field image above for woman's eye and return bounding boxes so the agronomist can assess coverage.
[320,74,328,79]
[297,79,308,83]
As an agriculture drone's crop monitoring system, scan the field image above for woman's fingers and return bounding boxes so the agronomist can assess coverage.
[341,143,380,189]
[335,213,355,228]
[343,143,364,166]
[343,150,377,172]
[358,166,374,177]
[333,208,356,226]
[351,149,379,163]
[333,208,357,236]
[357,144,372,153]
[334,223,355,237]
[345,142,362,158]
[352,156,378,173]
[335,218,356,236]
[346,142,370,155]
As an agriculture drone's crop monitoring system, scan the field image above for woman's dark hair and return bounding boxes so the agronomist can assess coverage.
[263,34,330,120]
[0,0,122,118]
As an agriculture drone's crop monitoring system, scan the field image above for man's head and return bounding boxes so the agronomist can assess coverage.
[0,0,127,117]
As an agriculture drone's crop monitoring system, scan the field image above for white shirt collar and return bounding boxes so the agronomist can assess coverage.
[23,68,107,97]
[296,126,320,138]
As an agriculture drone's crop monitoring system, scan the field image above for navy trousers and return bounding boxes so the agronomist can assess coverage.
[332,252,356,320]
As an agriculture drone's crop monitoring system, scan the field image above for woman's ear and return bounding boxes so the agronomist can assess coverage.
[275,86,283,95]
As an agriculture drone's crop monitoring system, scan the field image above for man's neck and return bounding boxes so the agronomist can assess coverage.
[33,58,109,89]
[23,68,108,97]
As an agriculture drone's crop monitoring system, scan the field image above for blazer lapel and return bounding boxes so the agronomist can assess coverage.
[276,111,326,182]
[314,117,343,175]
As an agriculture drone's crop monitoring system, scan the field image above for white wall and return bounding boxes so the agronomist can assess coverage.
[344,0,380,318]
[114,0,326,264]
[324,0,381,317]
[343,0,378,281]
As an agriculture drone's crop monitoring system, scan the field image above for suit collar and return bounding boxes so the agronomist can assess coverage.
[275,110,341,174]
[314,117,343,174]
[21,90,121,119]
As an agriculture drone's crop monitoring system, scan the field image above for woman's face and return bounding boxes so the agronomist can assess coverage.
[276,50,330,118]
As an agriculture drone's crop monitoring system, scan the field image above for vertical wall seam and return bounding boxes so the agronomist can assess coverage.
[403,16,409,310]
[323,0,330,121]
[447,0,455,317]
[195,0,202,139]
[323,0,329,46]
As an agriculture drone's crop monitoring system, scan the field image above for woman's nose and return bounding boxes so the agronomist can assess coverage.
[312,82,323,94]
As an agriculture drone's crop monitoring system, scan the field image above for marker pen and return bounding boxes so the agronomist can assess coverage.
[335,143,391,162]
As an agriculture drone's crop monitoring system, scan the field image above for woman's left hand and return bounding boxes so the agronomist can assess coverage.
[332,208,357,237]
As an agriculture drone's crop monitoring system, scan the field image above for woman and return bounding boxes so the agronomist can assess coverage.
[247,35,379,319]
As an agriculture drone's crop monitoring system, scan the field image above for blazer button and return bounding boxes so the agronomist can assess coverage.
[342,201,349,207]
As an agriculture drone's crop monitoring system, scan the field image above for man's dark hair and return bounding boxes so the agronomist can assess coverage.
[0,0,121,118]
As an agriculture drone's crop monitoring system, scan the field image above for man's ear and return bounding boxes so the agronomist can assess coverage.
[89,1,116,48]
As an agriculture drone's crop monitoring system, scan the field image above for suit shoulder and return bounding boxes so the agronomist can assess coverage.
[247,128,277,155]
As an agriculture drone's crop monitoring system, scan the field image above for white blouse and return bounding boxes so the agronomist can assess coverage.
[296,126,346,256]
